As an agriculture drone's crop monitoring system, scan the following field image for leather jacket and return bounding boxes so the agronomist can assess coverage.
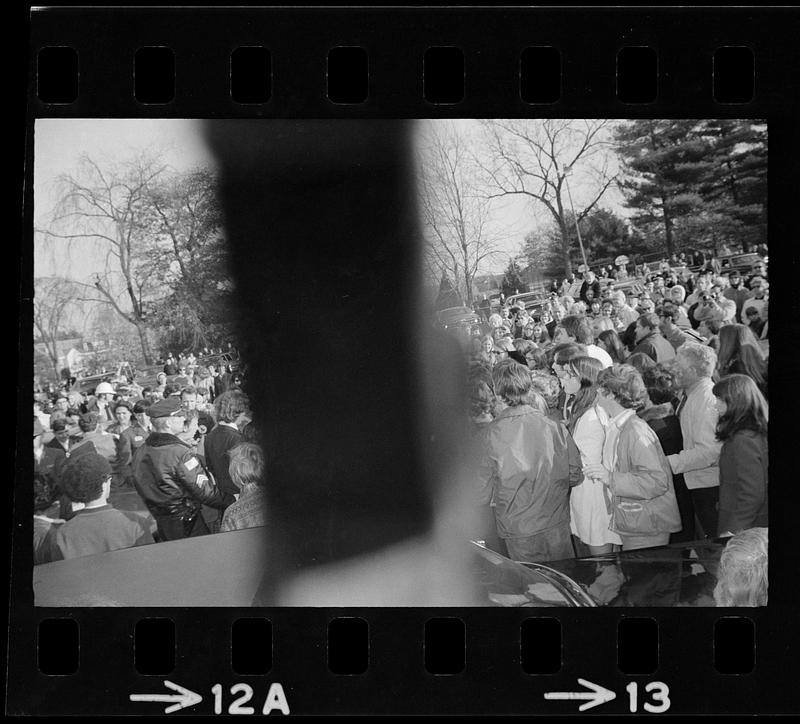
[132,432,231,519]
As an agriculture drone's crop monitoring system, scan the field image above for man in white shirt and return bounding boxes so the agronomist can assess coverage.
[666,343,722,539]
[554,315,613,368]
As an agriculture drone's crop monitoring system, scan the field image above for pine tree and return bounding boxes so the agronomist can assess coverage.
[615,119,767,256]
[434,273,463,311]
[695,120,767,251]
[615,119,710,257]
[500,258,527,297]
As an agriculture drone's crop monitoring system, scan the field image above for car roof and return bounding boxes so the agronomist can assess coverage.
[438,306,474,315]
[506,292,548,308]
[471,542,597,607]
[34,526,267,606]
[525,538,727,607]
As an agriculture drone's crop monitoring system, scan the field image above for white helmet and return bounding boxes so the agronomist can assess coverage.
[95,381,115,395]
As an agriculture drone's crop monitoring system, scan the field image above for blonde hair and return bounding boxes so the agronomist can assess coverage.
[228,442,265,489]
[713,528,768,607]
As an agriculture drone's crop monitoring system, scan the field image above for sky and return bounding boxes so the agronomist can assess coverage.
[416,119,630,273]
[34,118,214,280]
[33,118,630,282]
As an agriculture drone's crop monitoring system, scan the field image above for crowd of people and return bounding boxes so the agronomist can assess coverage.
[31,254,769,606]
[33,352,267,564]
[467,256,769,573]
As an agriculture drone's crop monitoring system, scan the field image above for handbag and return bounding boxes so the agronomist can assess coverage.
[611,497,651,536]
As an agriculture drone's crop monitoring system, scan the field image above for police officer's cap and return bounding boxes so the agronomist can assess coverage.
[148,397,185,418]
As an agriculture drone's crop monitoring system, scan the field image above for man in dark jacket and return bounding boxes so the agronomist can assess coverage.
[722,270,751,322]
[204,390,250,500]
[476,360,583,563]
[132,396,232,541]
[631,312,676,363]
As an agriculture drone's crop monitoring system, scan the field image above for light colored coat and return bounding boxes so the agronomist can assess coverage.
[667,378,721,490]
[606,412,682,536]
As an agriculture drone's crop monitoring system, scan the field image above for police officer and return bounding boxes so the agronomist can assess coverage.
[132,397,232,541]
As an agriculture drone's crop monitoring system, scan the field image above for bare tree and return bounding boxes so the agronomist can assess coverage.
[478,119,616,276]
[37,153,170,364]
[33,276,84,382]
[418,121,506,306]
[141,168,233,349]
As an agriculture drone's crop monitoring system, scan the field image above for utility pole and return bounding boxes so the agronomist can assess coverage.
[564,165,589,271]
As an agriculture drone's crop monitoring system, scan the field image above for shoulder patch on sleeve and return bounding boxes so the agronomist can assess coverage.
[184,457,199,471]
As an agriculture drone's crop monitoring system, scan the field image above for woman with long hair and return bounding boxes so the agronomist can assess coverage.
[561,356,622,554]
[716,324,768,397]
[529,321,551,346]
[597,329,627,364]
[474,334,495,367]
[712,374,769,536]
[583,364,682,550]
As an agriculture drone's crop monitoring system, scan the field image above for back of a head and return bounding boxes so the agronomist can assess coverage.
[529,370,562,410]
[78,412,99,433]
[641,364,678,406]
[133,398,152,415]
[597,329,624,359]
[214,389,250,423]
[627,351,657,375]
[61,453,112,503]
[228,442,265,489]
[552,342,588,366]
[598,364,648,410]
[679,341,718,379]
[163,383,181,398]
[492,358,533,406]
[638,312,660,333]
[513,339,535,357]
[562,315,593,344]
[713,527,768,607]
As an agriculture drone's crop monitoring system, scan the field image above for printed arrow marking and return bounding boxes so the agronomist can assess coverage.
[130,680,203,714]
[544,678,617,711]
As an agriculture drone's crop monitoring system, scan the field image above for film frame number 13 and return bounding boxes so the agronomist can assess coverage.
[626,681,671,713]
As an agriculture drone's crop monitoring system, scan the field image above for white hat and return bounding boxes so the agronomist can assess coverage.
[95,381,115,395]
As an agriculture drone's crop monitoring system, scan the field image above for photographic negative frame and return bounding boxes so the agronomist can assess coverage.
[12,5,799,716]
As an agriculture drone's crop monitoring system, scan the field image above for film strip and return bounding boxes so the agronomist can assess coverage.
[13,5,799,716]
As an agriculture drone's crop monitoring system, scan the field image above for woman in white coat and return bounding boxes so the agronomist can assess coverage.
[561,356,622,555]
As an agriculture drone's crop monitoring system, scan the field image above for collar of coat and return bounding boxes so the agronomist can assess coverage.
[145,432,190,448]
[495,404,542,421]
[638,402,675,422]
